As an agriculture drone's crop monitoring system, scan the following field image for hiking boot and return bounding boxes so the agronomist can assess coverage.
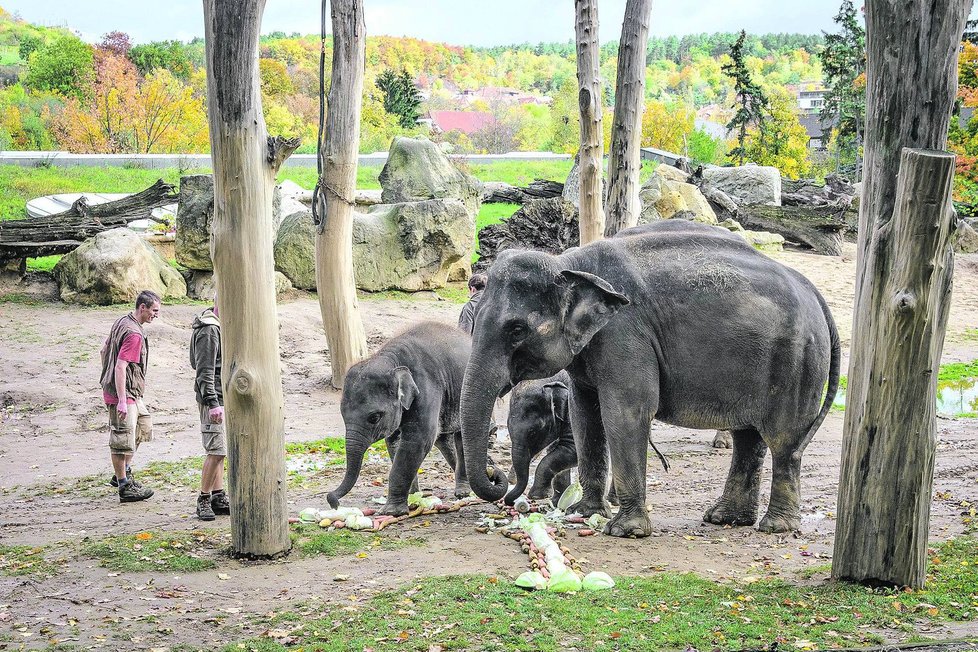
[118,482,153,503]
[196,494,216,521]
[210,491,230,516]
[109,470,141,488]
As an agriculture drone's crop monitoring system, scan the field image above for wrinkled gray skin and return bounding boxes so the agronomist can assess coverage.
[504,371,576,505]
[460,220,841,537]
[328,322,501,516]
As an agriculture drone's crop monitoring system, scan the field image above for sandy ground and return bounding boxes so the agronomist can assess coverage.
[1,243,977,650]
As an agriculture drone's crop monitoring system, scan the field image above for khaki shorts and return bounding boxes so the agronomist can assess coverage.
[199,403,227,457]
[108,399,152,454]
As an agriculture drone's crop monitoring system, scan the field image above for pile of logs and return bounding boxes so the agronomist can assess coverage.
[0,179,177,262]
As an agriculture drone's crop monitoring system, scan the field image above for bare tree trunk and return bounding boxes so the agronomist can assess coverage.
[202,0,298,557]
[315,0,368,389]
[604,0,652,237]
[575,0,604,245]
[832,0,972,589]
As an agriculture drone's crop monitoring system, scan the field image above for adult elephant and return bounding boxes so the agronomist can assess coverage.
[460,220,840,537]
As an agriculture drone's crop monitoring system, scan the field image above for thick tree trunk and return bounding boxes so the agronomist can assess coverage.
[0,180,177,259]
[736,204,848,256]
[575,0,604,244]
[481,179,563,204]
[832,0,972,589]
[203,0,298,558]
[604,0,652,237]
[315,0,368,389]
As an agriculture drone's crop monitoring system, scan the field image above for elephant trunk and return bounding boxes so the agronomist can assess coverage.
[460,354,509,503]
[327,436,369,509]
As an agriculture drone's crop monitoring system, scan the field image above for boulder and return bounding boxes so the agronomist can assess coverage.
[562,153,605,209]
[53,228,187,305]
[672,180,717,224]
[655,164,689,183]
[185,270,293,300]
[637,171,715,224]
[718,218,785,252]
[702,165,782,206]
[637,175,663,224]
[274,180,309,232]
[274,200,474,292]
[379,136,482,215]
[175,174,214,271]
[955,220,978,254]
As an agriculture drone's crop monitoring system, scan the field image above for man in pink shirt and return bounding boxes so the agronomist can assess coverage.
[99,290,161,503]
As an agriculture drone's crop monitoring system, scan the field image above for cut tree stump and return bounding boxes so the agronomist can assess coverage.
[0,180,177,260]
[736,203,848,256]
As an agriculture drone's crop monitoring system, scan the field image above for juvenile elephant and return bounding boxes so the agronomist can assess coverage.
[504,371,576,505]
[327,322,495,516]
[460,220,840,537]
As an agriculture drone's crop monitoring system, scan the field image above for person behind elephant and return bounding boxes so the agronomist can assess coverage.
[457,273,487,335]
[99,289,160,503]
[504,372,576,506]
[459,220,841,538]
[190,300,229,521]
[327,322,503,516]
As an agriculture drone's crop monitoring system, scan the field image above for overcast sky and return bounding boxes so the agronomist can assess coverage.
[6,1,871,46]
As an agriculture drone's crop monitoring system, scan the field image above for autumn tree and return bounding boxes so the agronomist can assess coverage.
[640,99,694,153]
[99,31,133,59]
[743,89,811,178]
[820,0,866,177]
[722,30,768,165]
[375,68,421,128]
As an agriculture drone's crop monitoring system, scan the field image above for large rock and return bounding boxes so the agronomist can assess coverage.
[175,174,214,271]
[176,174,296,271]
[702,165,782,206]
[955,220,978,254]
[379,137,482,215]
[274,200,475,292]
[638,171,716,224]
[53,228,187,305]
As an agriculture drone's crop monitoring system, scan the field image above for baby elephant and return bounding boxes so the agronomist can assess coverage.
[327,322,481,516]
[504,372,576,505]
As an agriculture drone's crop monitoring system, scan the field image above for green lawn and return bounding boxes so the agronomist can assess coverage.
[226,536,978,652]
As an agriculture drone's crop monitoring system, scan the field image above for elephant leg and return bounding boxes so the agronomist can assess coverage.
[606,477,620,506]
[434,433,457,474]
[528,439,577,501]
[452,431,472,498]
[758,433,806,533]
[566,381,611,519]
[602,391,655,538]
[383,423,436,517]
[387,435,420,497]
[552,469,571,503]
[703,428,767,527]
[712,430,733,449]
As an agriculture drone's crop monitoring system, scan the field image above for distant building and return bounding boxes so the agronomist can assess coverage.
[640,147,684,166]
[428,110,495,135]
[799,113,831,150]
[795,82,828,114]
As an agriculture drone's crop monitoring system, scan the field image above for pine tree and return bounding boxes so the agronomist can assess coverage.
[375,68,421,129]
[722,30,768,165]
[819,0,866,178]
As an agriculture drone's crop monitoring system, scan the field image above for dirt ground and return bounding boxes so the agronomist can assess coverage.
[1,243,978,651]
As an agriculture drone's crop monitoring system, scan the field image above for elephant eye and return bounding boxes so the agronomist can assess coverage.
[506,321,529,341]
[367,411,383,425]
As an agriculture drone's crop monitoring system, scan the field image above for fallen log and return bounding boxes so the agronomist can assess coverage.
[482,179,564,204]
[736,203,849,256]
[0,179,178,260]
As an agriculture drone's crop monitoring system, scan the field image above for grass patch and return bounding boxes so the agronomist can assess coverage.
[0,292,48,305]
[939,360,978,383]
[358,283,470,305]
[81,530,221,573]
[0,544,68,577]
[25,254,60,272]
[290,524,424,558]
[227,536,978,652]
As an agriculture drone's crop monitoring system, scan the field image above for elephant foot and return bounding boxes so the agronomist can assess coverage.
[527,487,552,501]
[454,482,472,499]
[379,501,410,517]
[711,430,733,449]
[566,498,611,519]
[604,510,652,538]
[758,510,800,533]
[703,497,758,527]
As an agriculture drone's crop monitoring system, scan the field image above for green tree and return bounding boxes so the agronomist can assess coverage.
[819,0,866,178]
[722,30,768,165]
[128,41,194,79]
[23,34,94,100]
[743,89,811,178]
[17,34,41,62]
[375,68,421,129]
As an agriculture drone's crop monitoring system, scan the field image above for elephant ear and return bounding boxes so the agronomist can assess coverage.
[556,270,630,355]
[393,366,419,410]
[543,381,569,423]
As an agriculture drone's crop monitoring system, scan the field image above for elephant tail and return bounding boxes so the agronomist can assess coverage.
[801,288,842,449]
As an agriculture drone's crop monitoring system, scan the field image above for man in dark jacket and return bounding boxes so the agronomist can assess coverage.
[190,302,228,521]
[457,273,487,335]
